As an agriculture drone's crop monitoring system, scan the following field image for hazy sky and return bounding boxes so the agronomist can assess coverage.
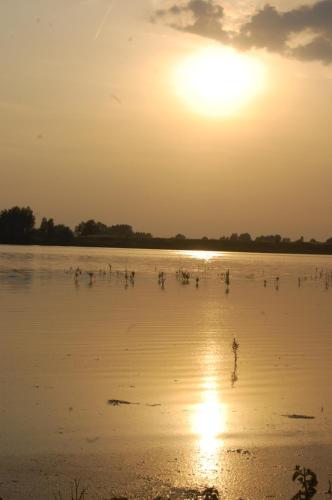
[1,0,332,239]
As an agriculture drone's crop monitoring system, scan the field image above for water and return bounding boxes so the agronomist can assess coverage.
[1,245,332,498]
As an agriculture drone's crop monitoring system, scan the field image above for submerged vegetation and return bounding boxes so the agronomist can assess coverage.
[2,205,332,255]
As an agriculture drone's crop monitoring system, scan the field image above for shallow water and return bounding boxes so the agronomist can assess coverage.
[1,245,332,498]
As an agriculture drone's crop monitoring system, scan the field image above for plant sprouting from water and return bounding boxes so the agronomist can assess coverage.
[231,338,239,387]
[53,478,88,500]
[292,465,318,499]
[232,338,239,359]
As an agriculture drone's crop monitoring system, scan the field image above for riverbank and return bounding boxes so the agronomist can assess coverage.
[73,235,332,255]
[2,235,332,256]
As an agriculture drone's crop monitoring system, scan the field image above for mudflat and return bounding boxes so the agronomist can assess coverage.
[1,245,332,498]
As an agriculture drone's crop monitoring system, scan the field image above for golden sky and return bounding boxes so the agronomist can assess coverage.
[1,0,332,239]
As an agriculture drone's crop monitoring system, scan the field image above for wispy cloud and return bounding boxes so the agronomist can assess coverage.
[95,1,113,40]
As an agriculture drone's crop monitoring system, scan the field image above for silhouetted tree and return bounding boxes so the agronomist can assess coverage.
[326,237,332,245]
[174,233,186,240]
[53,224,73,243]
[230,233,239,241]
[238,233,252,242]
[108,224,134,238]
[135,232,152,239]
[39,217,55,238]
[75,219,107,236]
[255,234,282,244]
[0,206,35,243]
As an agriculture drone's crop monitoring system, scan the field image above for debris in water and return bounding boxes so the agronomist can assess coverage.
[107,399,161,407]
[282,414,315,419]
[227,448,251,455]
[86,436,100,443]
[107,399,138,406]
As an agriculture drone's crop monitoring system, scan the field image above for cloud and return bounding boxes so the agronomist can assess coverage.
[153,0,230,43]
[154,0,332,64]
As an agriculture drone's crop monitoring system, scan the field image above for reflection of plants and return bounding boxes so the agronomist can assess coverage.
[231,338,239,388]
[231,367,238,387]
[292,466,318,499]
[53,478,88,500]
[326,480,332,495]
[232,338,239,359]
[202,487,219,499]
[225,269,230,286]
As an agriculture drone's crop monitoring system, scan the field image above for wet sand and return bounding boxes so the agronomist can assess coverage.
[1,246,332,498]
[1,445,332,498]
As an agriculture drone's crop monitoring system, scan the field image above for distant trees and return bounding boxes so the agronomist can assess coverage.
[1,205,331,251]
[239,233,252,242]
[219,233,296,245]
[255,234,282,244]
[39,217,55,238]
[52,224,73,243]
[75,219,107,236]
[230,233,239,242]
[135,232,152,239]
[39,217,73,243]
[108,224,134,238]
[0,207,73,245]
[0,206,35,243]
[229,233,252,242]
[75,220,135,238]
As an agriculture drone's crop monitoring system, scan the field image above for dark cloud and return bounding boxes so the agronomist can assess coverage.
[154,0,332,64]
[292,36,332,63]
[237,0,332,62]
[153,0,230,43]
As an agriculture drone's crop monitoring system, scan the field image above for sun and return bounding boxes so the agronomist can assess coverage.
[173,46,266,117]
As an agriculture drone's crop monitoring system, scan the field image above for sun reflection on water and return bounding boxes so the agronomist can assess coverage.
[192,378,227,477]
[178,250,223,262]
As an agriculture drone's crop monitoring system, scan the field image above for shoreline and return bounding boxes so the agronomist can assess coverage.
[2,237,332,256]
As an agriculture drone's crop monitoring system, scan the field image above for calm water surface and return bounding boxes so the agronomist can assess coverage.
[1,245,332,498]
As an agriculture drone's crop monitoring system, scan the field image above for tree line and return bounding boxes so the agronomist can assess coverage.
[0,206,150,245]
[0,206,73,244]
[1,205,332,247]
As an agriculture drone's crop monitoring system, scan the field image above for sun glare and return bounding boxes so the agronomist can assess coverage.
[192,377,227,475]
[180,250,221,262]
[173,47,266,117]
